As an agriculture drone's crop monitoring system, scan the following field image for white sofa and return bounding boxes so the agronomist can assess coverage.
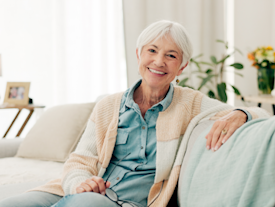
[0,102,96,201]
[3,101,272,206]
[0,101,211,204]
[0,99,213,206]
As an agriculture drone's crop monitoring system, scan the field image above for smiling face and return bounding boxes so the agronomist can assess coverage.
[136,35,187,93]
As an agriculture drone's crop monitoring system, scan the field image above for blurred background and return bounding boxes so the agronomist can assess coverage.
[0,0,274,138]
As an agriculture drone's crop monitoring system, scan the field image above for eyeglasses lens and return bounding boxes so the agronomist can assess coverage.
[121,203,135,207]
[106,188,118,201]
[106,188,135,207]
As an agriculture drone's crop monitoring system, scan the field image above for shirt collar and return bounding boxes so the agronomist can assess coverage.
[121,79,174,113]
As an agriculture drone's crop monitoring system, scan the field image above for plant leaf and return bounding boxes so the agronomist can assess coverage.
[223,70,244,77]
[178,78,189,87]
[178,78,195,89]
[198,74,217,90]
[181,85,195,89]
[208,90,216,99]
[216,39,228,49]
[234,47,243,55]
[210,56,218,64]
[191,59,202,71]
[231,85,241,96]
[206,69,213,74]
[193,71,207,74]
[218,55,230,64]
[217,82,227,103]
[230,63,243,69]
[234,72,243,77]
[199,61,213,66]
[216,39,225,44]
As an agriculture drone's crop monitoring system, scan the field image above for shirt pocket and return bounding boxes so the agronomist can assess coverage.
[113,130,129,158]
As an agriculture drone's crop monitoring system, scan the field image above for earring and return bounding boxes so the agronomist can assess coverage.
[176,78,179,85]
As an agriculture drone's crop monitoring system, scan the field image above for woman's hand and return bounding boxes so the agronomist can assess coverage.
[76,176,111,195]
[205,110,247,151]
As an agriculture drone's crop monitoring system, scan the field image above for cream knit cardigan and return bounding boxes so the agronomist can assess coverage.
[32,86,270,207]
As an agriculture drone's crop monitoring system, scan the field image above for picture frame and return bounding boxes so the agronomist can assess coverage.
[3,82,31,105]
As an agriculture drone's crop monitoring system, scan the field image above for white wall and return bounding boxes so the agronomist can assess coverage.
[123,0,225,88]
[0,0,127,139]
[123,0,275,114]
[234,0,275,114]
[0,0,54,138]
[1,1,274,139]
[0,0,54,105]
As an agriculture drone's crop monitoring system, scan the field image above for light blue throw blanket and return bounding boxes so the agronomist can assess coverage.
[180,117,275,207]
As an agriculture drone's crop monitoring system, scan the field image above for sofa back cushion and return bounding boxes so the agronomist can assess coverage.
[16,102,96,162]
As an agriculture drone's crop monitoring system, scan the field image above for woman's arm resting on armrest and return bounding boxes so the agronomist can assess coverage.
[205,110,247,152]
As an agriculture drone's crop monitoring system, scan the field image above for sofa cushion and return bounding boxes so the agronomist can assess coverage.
[16,102,95,162]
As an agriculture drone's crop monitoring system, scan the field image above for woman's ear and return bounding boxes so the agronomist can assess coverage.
[136,48,140,64]
[177,62,189,76]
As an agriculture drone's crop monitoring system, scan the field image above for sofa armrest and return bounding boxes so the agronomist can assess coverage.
[0,138,23,158]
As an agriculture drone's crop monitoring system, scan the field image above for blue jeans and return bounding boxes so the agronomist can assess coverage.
[0,191,120,207]
[0,191,62,207]
[52,192,120,207]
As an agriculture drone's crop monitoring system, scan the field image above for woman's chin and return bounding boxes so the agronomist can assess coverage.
[142,79,170,91]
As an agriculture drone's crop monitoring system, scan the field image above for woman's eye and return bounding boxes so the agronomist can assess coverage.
[168,54,176,58]
[149,49,156,53]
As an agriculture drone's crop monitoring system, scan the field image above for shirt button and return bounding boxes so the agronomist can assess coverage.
[142,126,145,130]
[152,109,155,112]
[116,177,120,180]
[141,146,143,149]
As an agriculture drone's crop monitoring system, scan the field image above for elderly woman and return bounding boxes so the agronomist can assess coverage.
[0,20,269,207]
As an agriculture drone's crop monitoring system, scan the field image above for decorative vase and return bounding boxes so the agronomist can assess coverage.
[257,67,275,95]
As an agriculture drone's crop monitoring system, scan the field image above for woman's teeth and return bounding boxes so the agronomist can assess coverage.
[148,68,165,75]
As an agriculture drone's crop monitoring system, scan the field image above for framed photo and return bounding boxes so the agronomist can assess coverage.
[3,82,31,105]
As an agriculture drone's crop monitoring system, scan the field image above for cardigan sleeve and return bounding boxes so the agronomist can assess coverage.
[61,119,99,195]
[60,92,123,195]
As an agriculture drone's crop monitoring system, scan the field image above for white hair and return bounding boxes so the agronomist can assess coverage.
[136,20,193,68]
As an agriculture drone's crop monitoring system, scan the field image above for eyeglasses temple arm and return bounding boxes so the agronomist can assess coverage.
[105,152,131,183]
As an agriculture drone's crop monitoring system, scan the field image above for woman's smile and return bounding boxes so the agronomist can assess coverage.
[136,35,185,93]
[147,67,166,75]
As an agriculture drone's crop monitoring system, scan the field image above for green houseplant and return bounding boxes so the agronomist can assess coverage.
[179,40,244,103]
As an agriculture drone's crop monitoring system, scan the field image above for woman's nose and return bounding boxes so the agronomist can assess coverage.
[154,54,165,67]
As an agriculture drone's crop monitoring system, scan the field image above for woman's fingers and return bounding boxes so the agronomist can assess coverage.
[206,110,247,152]
[91,177,106,195]
[206,121,226,150]
[105,181,111,188]
[76,186,85,194]
[214,128,234,151]
[76,182,92,193]
[211,129,225,151]
[82,183,93,192]
[76,176,110,195]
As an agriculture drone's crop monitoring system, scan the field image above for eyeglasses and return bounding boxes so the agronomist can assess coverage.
[105,153,138,207]
[104,153,163,207]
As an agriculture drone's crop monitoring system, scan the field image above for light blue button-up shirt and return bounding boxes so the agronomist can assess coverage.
[102,80,174,207]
